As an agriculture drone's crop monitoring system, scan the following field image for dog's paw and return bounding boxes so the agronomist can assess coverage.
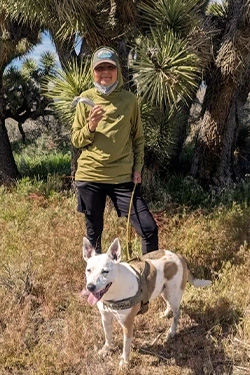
[119,358,129,372]
[160,309,173,319]
[98,345,112,358]
[165,329,176,342]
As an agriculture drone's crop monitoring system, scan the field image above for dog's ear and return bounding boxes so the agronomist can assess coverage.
[82,237,96,261]
[107,238,121,262]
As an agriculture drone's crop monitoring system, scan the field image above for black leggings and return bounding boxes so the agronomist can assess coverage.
[76,181,158,254]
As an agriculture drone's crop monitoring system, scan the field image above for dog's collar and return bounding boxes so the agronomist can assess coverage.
[102,258,150,314]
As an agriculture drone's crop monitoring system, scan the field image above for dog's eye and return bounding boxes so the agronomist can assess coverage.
[86,269,91,273]
[101,270,109,274]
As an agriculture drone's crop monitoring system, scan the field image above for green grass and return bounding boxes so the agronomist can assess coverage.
[142,172,250,210]
[13,132,71,179]
[15,152,71,178]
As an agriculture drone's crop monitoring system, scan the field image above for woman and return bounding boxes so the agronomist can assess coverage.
[72,46,158,254]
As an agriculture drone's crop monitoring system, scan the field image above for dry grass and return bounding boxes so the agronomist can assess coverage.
[0,182,250,375]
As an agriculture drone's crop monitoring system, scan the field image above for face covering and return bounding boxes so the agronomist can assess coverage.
[94,81,118,96]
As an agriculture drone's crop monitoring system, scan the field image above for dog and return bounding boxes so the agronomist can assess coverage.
[82,237,211,369]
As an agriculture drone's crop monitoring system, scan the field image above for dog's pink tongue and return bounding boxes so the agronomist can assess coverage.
[87,292,100,306]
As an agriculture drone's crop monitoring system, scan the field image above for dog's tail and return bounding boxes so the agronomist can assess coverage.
[188,269,211,288]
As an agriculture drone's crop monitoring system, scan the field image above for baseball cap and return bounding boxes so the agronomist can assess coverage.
[93,47,118,69]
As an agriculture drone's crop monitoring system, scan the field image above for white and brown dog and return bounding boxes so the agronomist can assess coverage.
[83,237,211,369]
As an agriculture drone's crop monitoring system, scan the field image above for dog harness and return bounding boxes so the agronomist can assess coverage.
[102,258,150,315]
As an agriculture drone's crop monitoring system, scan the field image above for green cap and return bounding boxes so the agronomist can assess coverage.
[93,47,118,69]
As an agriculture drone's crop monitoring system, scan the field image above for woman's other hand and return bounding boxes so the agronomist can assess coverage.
[133,172,141,184]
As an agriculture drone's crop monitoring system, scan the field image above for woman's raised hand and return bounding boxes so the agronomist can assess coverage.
[88,105,105,132]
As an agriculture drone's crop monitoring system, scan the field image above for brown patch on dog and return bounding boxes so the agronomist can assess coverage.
[122,303,141,338]
[178,255,188,290]
[164,261,178,280]
[143,250,166,260]
[130,259,157,300]
[144,261,157,299]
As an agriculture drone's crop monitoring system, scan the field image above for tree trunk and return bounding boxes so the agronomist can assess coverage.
[191,0,250,187]
[49,29,78,68]
[116,39,130,85]
[18,122,26,143]
[232,66,250,178]
[168,100,193,174]
[70,145,81,179]
[0,75,20,185]
[191,70,238,186]
[0,16,41,186]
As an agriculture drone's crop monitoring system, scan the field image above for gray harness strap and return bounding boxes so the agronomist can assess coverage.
[103,258,150,315]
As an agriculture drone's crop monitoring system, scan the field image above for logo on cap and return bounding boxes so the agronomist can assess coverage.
[97,49,113,59]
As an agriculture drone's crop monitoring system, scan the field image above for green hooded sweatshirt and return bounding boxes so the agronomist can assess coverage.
[71,47,144,183]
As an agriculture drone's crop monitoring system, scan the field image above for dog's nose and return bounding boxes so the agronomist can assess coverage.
[87,283,96,292]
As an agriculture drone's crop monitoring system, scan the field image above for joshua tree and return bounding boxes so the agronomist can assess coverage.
[131,0,210,178]
[4,53,56,143]
[0,7,41,185]
[191,0,250,186]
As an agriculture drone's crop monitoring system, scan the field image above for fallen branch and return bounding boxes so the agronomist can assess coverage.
[139,347,169,361]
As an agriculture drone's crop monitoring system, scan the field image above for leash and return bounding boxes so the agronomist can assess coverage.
[126,183,137,261]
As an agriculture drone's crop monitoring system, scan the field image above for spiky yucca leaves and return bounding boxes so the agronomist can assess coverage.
[134,0,212,109]
[39,51,58,76]
[3,67,24,114]
[133,29,201,109]
[19,52,57,83]
[44,60,92,125]
[139,0,209,34]
[141,102,183,169]
[140,101,188,201]
[2,0,103,48]
[2,0,139,52]
[1,0,83,30]
[4,53,56,120]
[207,0,229,18]
[214,0,250,79]
[0,5,41,69]
[4,53,56,100]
